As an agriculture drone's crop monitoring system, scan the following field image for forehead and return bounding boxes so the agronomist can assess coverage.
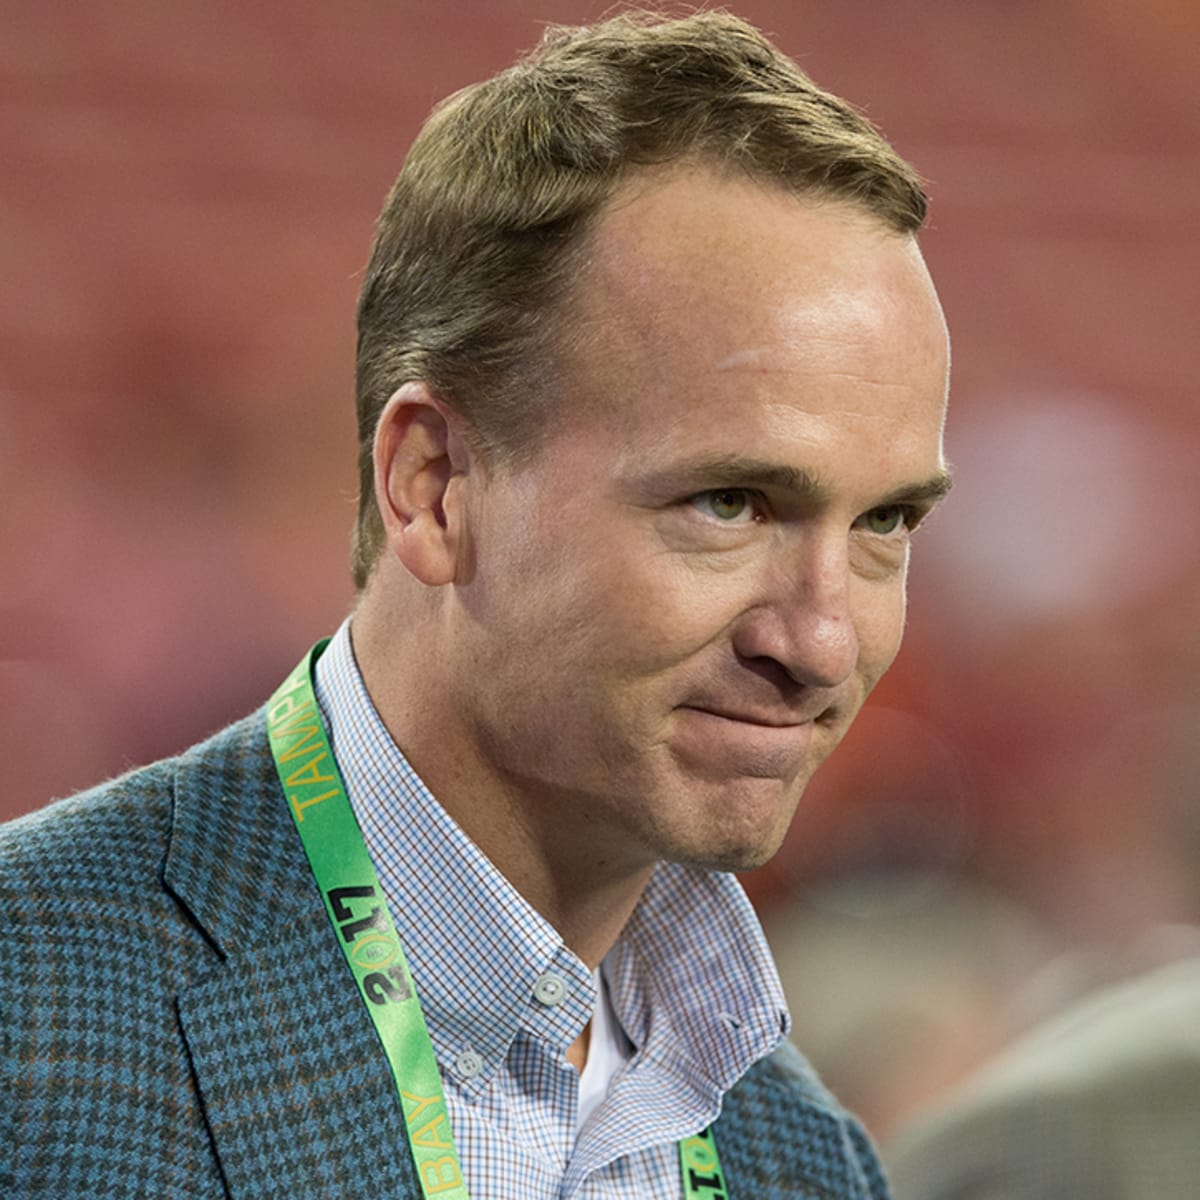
[565,166,948,414]
[528,166,949,501]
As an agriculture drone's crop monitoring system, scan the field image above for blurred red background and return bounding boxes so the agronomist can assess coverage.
[2,0,1198,1141]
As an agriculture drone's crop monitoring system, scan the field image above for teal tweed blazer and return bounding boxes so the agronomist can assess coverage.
[0,710,889,1199]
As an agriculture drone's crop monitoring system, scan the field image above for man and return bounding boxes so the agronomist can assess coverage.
[886,955,1200,1199]
[1,11,950,1198]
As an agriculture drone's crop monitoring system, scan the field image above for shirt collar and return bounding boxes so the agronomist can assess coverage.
[611,862,790,1097]
[313,618,788,1097]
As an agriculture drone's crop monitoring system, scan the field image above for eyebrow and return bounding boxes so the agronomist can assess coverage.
[645,455,830,500]
[875,471,955,509]
[644,454,954,509]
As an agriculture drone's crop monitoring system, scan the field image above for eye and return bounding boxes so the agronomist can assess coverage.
[691,488,759,524]
[860,505,908,536]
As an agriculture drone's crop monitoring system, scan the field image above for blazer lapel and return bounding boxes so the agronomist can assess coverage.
[714,1041,887,1199]
[165,712,420,1200]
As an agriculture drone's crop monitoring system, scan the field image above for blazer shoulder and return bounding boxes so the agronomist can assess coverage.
[0,717,271,1200]
[0,712,268,930]
[0,759,178,928]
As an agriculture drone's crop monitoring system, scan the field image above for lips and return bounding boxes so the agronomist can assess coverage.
[680,700,834,728]
[669,704,823,780]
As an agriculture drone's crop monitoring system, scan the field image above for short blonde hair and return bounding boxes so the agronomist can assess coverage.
[352,9,927,587]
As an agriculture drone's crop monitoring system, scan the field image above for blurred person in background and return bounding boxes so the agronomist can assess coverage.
[886,701,1200,1199]
[886,954,1200,1199]
[765,871,1055,1144]
[0,10,950,1198]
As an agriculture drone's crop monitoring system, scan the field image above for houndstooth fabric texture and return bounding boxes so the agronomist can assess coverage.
[1,700,890,1199]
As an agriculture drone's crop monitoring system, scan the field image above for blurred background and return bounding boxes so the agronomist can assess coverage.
[2,0,1198,1149]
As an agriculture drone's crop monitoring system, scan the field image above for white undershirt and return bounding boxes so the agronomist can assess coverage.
[576,965,635,1132]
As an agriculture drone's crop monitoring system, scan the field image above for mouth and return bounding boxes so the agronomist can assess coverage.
[680,703,834,729]
[670,704,823,779]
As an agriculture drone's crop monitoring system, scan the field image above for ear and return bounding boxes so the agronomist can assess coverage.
[372,381,473,586]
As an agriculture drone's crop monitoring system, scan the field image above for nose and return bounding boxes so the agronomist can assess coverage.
[730,537,859,690]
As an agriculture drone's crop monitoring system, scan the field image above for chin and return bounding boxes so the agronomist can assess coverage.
[688,834,788,875]
[619,755,814,874]
[717,774,812,862]
[659,803,799,875]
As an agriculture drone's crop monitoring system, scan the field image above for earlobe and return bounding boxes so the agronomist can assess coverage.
[372,382,470,586]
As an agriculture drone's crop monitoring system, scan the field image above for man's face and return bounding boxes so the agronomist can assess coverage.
[446,167,950,876]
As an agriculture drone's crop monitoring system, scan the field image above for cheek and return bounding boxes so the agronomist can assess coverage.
[851,573,909,684]
[586,552,757,676]
[478,504,755,678]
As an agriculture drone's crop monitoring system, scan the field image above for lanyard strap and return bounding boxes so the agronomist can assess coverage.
[266,641,730,1200]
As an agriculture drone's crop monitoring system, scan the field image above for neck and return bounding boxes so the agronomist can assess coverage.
[351,596,654,968]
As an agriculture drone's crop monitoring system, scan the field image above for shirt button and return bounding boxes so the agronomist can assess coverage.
[455,1049,484,1079]
[533,972,568,1006]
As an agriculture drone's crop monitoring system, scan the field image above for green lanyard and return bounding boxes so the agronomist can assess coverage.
[266,641,730,1200]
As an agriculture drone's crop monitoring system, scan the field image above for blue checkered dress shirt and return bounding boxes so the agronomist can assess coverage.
[314,621,790,1199]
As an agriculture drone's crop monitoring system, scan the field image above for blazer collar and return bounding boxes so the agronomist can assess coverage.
[164,709,314,955]
[715,1041,886,1199]
[164,710,420,1200]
